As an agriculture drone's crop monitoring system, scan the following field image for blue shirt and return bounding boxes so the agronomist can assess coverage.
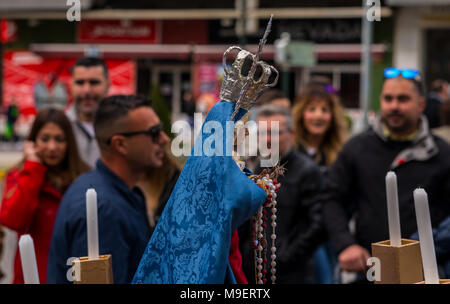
[47,160,151,283]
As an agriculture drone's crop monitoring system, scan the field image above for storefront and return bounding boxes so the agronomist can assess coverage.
[388,0,450,87]
[1,3,394,121]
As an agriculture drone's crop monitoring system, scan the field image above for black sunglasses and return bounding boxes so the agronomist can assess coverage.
[106,124,163,145]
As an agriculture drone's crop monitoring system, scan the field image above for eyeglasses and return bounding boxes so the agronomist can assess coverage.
[384,67,424,96]
[384,68,421,80]
[106,124,163,145]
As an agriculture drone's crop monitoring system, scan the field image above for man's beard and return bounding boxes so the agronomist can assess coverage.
[75,96,101,116]
[382,112,415,134]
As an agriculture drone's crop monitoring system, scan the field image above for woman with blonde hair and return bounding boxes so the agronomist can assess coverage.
[292,84,349,284]
[292,84,349,167]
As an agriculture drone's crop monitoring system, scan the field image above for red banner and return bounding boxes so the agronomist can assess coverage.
[77,20,159,43]
[2,51,136,115]
[192,62,225,113]
[0,20,18,43]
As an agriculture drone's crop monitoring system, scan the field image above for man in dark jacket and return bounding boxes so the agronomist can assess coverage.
[323,70,450,280]
[239,104,324,283]
[47,95,170,283]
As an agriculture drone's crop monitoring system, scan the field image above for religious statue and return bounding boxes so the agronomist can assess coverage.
[133,15,283,284]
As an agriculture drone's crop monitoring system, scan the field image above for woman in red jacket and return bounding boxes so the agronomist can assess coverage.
[0,108,89,283]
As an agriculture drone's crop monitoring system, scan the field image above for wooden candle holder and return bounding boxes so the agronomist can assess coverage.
[72,254,113,284]
[371,239,423,284]
[415,279,450,284]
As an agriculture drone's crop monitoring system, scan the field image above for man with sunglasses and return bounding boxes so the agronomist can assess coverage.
[48,95,170,283]
[67,56,110,167]
[322,68,450,283]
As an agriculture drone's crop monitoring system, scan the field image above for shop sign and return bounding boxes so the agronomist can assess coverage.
[78,20,158,43]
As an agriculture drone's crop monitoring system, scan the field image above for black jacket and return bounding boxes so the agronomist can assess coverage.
[239,148,325,283]
[424,93,444,129]
[323,121,450,255]
[297,143,328,174]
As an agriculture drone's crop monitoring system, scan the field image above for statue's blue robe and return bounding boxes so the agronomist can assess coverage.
[132,101,267,284]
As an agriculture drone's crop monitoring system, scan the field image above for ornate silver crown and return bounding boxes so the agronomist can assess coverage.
[219,15,278,119]
[220,46,279,111]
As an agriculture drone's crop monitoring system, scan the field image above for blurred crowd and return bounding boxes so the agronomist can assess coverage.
[0,56,450,284]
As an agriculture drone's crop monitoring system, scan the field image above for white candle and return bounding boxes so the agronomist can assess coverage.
[413,188,439,284]
[18,234,40,284]
[385,171,401,246]
[86,188,99,259]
